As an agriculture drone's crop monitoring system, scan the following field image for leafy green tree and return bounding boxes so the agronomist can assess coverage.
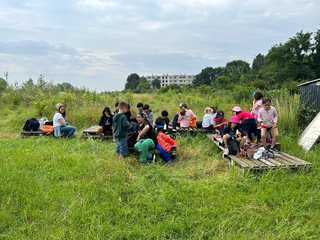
[136,82,151,93]
[252,54,266,73]
[193,67,226,87]
[151,78,161,89]
[0,77,7,93]
[57,82,73,92]
[312,29,320,77]
[226,60,251,75]
[125,73,140,90]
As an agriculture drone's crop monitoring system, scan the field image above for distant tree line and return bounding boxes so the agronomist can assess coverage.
[124,29,320,94]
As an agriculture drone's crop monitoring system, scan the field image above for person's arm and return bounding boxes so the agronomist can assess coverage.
[122,115,130,131]
[99,116,104,126]
[258,109,263,123]
[213,119,218,128]
[130,110,135,119]
[221,127,229,137]
[149,111,153,123]
[191,110,196,119]
[136,124,150,141]
[155,117,162,126]
[273,108,278,126]
[58,118,67,127]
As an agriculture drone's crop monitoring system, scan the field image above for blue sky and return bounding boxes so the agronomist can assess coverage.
[0,0,320,91]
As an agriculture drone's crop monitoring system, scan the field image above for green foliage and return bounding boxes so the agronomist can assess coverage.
[157,84,181,94]
[231,85,256,104]
[151,78,161,89]
[0,77,7,93]
[57,82,73,92]
[136,81,151,93]
[125,73,140,90]
[252,53,266,73]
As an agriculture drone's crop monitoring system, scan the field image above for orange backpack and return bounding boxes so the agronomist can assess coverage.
[42,125,54,133]
[190,117,196,127]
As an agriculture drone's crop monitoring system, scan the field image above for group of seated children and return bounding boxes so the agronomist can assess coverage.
[95,91,280,158]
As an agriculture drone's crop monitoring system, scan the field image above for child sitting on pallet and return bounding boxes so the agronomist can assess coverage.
[258,97,280,153]
[213,110,227,134]
[222,117,247,155]
[178,103,196,128]
[98,107,113,142]
[155,110,172,133]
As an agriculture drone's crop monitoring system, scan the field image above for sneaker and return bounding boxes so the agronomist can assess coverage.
[224,148,229,155]
[269,147,280,153]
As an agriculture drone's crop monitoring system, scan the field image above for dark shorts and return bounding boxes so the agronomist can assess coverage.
[240,118,257,140]
[115,137,128,155]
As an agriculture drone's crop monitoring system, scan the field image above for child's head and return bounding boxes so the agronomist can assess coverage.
[180,108,186,116]
[253,91,263,100]
[143,104,150,113]
[102,107,111,116]
[115,102,119,110]
[119,102,128,112]
[210,106,216,113]
[161,110,168,119]
[180,103,188,109]
[229,116,240,129]
[137,103,143,111]
[232,106,241,116]
[58,105,66,117]
[216,110,224,119]
[56,103,63,110]
[262,97,271,111]
[205,107,211,114]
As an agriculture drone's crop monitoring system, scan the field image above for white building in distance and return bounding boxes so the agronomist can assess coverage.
[145,74,196,88]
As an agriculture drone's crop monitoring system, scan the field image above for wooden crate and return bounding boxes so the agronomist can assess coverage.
[207,133,312,174]
[83,126,113,139]
[21,130,44,138]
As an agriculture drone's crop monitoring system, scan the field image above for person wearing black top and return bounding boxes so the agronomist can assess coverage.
[134,112,157,163]
[155,110,172,133]
[98,107,113,141]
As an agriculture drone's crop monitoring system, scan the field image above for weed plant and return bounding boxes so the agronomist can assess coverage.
[0,87,320,238]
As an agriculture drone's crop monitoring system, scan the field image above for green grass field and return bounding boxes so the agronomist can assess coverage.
[1,91,320,239]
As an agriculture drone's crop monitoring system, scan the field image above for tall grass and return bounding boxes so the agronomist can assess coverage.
[1,87,320,238]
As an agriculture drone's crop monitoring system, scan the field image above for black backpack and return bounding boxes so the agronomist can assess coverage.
[227,137,240,155]
[23,118,40,131]
[127,132,138,148]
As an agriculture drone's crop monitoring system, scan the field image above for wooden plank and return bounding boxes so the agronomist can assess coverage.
[279,152,312,165]
[264,158,286,167]
[256,158,277,168]
[229,156,254,168]
[248,158,270,169]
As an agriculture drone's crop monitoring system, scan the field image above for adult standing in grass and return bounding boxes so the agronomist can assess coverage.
[98,107,113,142]
[53,105,76,139]
[135,112,158,163]
[113,102,131,160]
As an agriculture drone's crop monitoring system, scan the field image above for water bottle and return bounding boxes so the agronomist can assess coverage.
[164,124,167,131]
[39,120,43,130]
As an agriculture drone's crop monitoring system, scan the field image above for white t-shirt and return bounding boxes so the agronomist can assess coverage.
[53,113,64,127]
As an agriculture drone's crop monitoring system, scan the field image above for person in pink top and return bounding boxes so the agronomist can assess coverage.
[251,91,263,127]
[233,106,257,142]
[178,103,196,127]
[258,97,279,153]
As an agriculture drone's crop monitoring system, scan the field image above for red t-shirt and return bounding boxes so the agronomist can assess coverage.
[237,111,254,122]
[214,118,226,130]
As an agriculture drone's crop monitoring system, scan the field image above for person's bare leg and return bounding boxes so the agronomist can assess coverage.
[261,128,267,148]
[223,135,228,149]
[271,128,279,148]
[118,155,123,161]
[98,127,104,141]
[239,136,247,148]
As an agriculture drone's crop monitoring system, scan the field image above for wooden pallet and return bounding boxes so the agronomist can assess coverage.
[176,127,216,135]
[83,126,113,139]
[207,133,312,174]
[21,130,44,138]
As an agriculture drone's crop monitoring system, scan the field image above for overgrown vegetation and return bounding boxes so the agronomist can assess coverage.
[0,78,320,238]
